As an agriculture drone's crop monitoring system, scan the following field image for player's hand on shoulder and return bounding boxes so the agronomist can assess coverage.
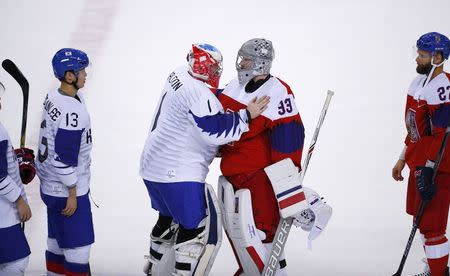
[392,159,405,181]
[62,186,77,217]
[246,96,270,119]
[15,196,32,222]
[15,147,36,184]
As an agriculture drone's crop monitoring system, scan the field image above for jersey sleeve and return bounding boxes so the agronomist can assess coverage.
[0,139,21,202]
[188,92,250,146]
[266,83,305,168]
[51,103,89,187]
[426,102,450,161]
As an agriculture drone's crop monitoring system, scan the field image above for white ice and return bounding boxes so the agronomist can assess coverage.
[0,0,449,275]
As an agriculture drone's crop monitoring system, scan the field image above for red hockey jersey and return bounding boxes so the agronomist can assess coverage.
[404,72,450,172]
[218,76,305,176]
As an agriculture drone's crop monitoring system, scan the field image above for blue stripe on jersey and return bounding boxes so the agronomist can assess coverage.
[55,128,84,167]
[189,111,241,138]
[270,121,305,154]
[0,140,8,181]
[432,104,450,128]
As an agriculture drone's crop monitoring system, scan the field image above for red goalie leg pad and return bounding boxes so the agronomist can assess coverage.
[46,250,64,274]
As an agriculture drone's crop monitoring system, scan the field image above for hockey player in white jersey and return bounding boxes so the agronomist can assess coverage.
[140,43,269,276]
[0,83,35,276]
[36,48,94,276]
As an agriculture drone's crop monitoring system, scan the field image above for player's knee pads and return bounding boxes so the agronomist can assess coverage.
[295,187,332,249]
[0,256,29,275]
[173,183,222,276]
[144,218,178,275]
[218,176,285,275]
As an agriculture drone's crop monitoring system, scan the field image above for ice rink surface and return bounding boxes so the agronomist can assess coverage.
[0,0,450,275]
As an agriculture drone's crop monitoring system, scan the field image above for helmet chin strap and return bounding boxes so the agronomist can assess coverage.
[423,55,446,87]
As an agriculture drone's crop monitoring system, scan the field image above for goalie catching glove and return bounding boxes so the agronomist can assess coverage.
[264,158,332,249]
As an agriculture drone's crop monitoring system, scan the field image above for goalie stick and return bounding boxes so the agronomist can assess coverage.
[1,59,29,148]
[2,59,30,230]
[262,90,334,275]
[392,121,450,276]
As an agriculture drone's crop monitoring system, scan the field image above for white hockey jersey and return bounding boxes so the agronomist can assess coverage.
[36,89,93,197]
[0,122,27,228]
[140,66,250,183]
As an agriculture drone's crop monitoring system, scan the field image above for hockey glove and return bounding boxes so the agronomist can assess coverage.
[15,148,36,184]
[415,166,436,202]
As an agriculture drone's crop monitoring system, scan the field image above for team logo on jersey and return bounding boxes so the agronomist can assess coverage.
[167,170,176,178]
[406,108,420,142]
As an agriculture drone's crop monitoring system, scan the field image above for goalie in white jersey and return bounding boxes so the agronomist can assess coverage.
[0,83,35,276]
[36,48,94,276]
[140,43,269,276]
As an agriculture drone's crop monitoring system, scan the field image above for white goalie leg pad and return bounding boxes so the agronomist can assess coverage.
[295,187,332,250]
[144,223,178,275]
[218,176,286,275]
[264,158,309,218]
[173,184,222,276]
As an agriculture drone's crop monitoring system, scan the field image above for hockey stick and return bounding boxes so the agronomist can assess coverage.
[1,59,29,148]
[392,121,450,276]
[2,59,30,231]
[262,90,334,275]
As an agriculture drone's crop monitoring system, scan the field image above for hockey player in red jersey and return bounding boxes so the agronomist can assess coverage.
[392,32,450,276]
[217,38,332,275]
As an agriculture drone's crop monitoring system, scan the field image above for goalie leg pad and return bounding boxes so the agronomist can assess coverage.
[264,158,309,218]
[173,184,222,276]
[218,176,286,275]
[144,215,178,275]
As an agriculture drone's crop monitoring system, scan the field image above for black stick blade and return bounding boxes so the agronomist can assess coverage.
[2,59,29,147]
[2,59,29,94]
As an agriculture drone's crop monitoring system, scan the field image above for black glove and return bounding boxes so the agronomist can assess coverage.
[15,148,36,184]
[415,166,437,202]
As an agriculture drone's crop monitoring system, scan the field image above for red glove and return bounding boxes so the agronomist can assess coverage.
[15,148,36,184]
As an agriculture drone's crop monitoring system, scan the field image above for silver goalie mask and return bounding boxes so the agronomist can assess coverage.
[236,38,275,85]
